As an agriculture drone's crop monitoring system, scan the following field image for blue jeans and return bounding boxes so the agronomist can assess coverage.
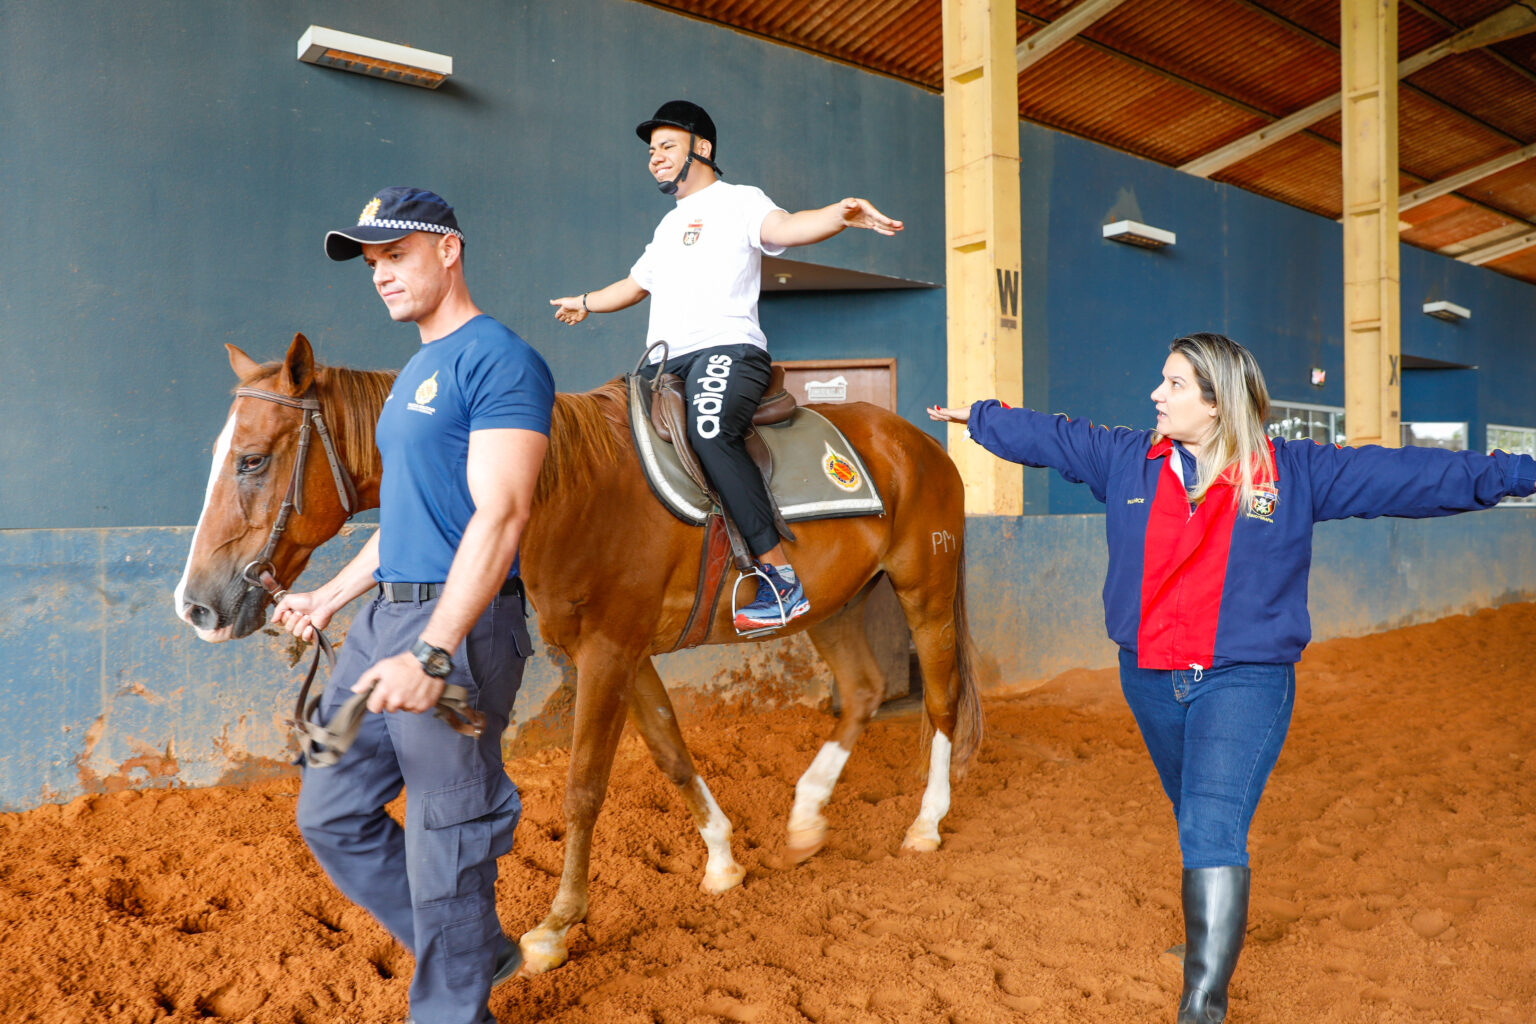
[296,588,530,1024]
[1117,649,1294,869]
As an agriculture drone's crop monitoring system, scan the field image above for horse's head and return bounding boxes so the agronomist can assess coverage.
[174,333,366,641]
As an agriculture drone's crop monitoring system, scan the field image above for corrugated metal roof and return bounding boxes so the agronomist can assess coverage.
[640,0,1536,286]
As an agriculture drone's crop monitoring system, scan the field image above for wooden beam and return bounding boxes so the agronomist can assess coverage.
[1399,142,1536,211]
[1015,0,1126,73]
[1181,3,1536,179]
[1460,227,1536,265]
[1342,0,1401,449]
[945,0,1023,514]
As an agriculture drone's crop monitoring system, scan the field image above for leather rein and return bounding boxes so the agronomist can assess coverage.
[230,384,483,766]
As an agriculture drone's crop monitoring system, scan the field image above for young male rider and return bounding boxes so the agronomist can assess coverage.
[550,100,902,632]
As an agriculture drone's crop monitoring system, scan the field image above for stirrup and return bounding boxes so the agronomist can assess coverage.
[730,565,789,638]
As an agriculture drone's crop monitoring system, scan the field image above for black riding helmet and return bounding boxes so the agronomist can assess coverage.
[636,100,721,194]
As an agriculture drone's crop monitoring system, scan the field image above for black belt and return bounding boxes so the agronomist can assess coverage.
[377,578,524,602]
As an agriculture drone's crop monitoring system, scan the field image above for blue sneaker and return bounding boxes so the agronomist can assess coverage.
[734,563,810,632]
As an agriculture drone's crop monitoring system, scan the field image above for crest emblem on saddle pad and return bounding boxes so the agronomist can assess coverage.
[359,197,382,223]
[682,219,703,246]
[1249,491,1276,517]
[822,443,861,492]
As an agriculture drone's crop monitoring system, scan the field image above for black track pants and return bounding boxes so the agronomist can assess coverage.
[657,344,778,557]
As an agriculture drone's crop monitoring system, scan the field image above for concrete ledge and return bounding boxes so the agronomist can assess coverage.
[4,508,1532,810]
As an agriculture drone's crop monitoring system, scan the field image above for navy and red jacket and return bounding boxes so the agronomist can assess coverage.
[968,401,1536,670]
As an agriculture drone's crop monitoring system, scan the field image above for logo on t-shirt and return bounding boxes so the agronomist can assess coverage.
[409,371,439,415]
[682,219,703,246]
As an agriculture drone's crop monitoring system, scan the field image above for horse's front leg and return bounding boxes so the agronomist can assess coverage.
[518,644,632,975]
[628,657,745,894]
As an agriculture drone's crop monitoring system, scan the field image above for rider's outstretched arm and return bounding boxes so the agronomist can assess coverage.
[760,198,904,249]
[551,276,649,325]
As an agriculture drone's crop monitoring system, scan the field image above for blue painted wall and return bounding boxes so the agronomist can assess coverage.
[0,0,941,529]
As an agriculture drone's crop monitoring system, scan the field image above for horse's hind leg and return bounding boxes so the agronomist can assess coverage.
[887,537,981,854]
[519,648,632,975]
[628,657,746,894]
[791,586,888,861]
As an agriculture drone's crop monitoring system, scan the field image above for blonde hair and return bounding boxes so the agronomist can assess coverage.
[1160,333,1275,508]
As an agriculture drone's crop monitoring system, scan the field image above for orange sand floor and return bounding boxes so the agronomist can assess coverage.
[3,603,1534,1023]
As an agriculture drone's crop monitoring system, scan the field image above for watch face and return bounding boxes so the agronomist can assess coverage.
[414,641,452,677]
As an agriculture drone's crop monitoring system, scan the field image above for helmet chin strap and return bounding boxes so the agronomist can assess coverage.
[658,132,720,196]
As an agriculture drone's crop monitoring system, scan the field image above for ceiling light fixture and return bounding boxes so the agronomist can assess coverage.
[297,26,453,89]
[1103,219,1176,249]
[1422,300,1470,322]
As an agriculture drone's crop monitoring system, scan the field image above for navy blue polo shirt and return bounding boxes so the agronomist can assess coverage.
[375,315,554,583]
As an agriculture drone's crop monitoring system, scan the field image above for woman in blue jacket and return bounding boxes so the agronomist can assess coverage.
[930,332,1535,1024]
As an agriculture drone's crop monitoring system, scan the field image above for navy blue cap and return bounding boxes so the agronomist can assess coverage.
[325,186,464,261]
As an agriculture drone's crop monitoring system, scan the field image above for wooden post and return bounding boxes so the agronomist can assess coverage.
[944,0,1024,513]
[1341,0,1401,448]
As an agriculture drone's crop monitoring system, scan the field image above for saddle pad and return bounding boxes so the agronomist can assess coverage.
[627,374,885,526]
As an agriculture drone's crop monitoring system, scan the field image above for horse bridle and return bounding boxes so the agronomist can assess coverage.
[233,385,359,598]
[229,384,484,764]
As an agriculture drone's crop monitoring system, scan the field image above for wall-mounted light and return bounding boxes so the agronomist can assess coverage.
[297,26,453,89]
[1103,219,1176,248]
[1422,300,1470,322]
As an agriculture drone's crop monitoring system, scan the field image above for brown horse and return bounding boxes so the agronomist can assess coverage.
[175,333,981,973]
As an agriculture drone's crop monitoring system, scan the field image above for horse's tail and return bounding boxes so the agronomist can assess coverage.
[946,542,984,775]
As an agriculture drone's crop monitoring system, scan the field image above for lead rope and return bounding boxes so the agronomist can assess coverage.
[254,577,486,769]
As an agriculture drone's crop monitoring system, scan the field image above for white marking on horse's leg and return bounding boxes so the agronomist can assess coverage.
[902,732,953,852]
[692,777,746,894]
[518,922,574,974]
[787,741,851,849]
[174,414,236,642]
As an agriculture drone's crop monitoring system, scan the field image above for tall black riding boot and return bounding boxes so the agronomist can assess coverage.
[1177,866,1250,1024]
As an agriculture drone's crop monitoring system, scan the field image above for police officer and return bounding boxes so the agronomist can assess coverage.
[272,187,554,1024]
[550,101,902,632]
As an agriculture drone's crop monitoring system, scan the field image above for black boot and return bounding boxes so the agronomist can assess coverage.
[1177,866,1250,1024]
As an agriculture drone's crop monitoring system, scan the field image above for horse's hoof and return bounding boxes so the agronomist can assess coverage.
[784,831,827,864]
[900,825,941,853]
[517,931,568,975]
[700,860,746,894]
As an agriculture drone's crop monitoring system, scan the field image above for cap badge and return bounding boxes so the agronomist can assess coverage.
[359,197,382,223]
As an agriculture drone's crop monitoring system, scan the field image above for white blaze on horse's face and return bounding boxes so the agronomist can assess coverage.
[173,413,238,643]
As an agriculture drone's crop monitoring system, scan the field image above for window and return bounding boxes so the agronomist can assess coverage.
[1268,401,1345,446]
[1400,422,1468,451]
[1487,424,1536,506]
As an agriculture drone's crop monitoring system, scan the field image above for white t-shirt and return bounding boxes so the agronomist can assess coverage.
[629,181,786,362]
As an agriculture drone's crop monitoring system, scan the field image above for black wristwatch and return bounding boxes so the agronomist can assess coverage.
[411,639,453,678]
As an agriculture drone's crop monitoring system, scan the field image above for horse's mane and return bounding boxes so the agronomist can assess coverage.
[537,378,629,505]
[235,363,396,484]
[237,364,628,502]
